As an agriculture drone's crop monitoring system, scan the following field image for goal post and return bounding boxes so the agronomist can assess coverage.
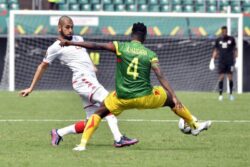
[6,10,243,93]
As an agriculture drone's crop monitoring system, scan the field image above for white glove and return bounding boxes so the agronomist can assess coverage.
[209,58,215,71]
[234,58,239,69]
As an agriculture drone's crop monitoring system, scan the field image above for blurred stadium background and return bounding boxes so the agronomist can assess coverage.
[0,0,250,92]
[0,1,250,167]
[1,0,250,12]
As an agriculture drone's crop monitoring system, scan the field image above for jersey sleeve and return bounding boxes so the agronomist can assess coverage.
[150,51,159,65]
[43,42,61,64]
[76,35,84,42]
[76,36,88,53]
[113,41,122,56]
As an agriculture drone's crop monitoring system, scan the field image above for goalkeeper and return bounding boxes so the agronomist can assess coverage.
[60,22,212,151]
[209,26,237,101]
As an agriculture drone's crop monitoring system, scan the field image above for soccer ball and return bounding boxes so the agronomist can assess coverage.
[178,116,198,134]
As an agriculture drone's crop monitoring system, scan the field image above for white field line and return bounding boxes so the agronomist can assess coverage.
[0,119,250,123]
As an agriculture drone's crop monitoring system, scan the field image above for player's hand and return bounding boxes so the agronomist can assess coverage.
[173,96,183,109]
[59,40,71,47]
[19,88,32,97]
[209,58,215,71]
[58,38,71,47]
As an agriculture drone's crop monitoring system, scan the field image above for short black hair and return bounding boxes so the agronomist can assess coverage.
[221,26,227,30]
[132,22,147,35]
[131,22,147,41]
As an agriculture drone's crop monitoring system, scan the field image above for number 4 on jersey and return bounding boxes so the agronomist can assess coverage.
[127,57,139,80]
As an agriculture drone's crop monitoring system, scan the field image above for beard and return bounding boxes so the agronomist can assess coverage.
[60,31,73,41]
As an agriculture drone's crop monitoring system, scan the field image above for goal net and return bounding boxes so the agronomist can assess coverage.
[0,11,243,93]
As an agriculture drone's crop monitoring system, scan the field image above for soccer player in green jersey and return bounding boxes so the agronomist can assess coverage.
[59,22,212,151]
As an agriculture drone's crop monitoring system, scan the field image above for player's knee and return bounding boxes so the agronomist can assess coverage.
[164,92,175,108]
[104,114,117,123]
[95,105,111,119]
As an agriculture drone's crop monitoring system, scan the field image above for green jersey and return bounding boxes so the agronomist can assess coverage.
[113,40,158,99]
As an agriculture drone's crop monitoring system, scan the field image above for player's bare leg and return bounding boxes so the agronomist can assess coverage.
[164,93,198,129]
[91,88,134,145]
[51,110,125,147]
[164,92,211,136]
[73,105,138,151]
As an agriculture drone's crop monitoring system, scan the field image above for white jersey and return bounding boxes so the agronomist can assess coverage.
[43,35,106,107]
[43,35,96,80]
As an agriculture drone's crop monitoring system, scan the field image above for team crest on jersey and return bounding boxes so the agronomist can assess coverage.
[220,41,229,48]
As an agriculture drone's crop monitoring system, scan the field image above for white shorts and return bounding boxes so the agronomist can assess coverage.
[72,73,109,119]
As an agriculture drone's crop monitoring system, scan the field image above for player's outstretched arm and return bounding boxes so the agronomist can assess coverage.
[19,62,48,97]
[151,63,182,109]
[59,39,116,53]
[211,48,218,59]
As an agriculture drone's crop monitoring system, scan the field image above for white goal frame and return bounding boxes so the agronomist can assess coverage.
[8,10,243,93]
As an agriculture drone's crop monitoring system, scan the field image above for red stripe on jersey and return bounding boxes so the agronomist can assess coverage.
[88,83,93,87]
[82,79,93,87]
[117,58,122,63]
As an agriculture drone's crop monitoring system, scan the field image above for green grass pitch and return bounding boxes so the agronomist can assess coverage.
[0,91,250,167]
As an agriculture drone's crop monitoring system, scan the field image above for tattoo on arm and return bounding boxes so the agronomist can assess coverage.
[72,42,116,52]
[152,64,177,98]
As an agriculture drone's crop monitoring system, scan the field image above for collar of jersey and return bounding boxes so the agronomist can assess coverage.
[131,40,141,44]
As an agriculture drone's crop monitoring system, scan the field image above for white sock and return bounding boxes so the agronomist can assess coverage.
[104,115,122,142]
[57,124,76,137]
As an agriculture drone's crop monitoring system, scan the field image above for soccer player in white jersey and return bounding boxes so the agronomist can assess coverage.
[19,16,138,148]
